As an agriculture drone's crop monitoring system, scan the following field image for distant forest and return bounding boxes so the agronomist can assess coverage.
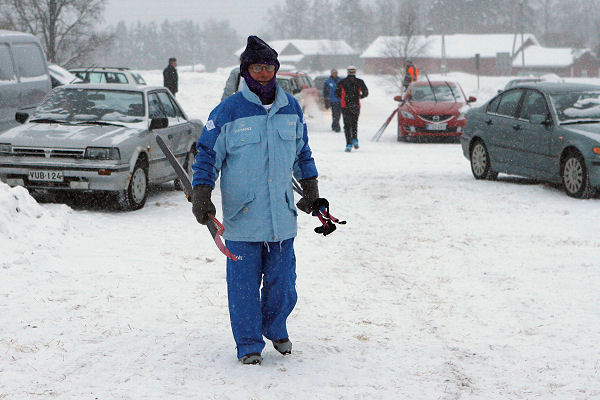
[3,0,600,70]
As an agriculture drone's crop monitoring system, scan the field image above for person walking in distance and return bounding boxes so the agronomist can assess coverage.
[335,65,368,152]
[191,36,329,365]
[163,57,178,96]
[324,68,342,132]
[402,58,419,92]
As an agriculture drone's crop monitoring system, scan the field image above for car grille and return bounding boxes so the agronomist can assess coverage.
[12,147,85,159]
[418,114,454,122]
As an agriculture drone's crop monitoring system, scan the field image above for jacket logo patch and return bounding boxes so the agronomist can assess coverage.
[234,127,252,133]
[206,120,215,130]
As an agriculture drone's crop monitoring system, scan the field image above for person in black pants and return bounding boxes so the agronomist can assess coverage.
[163,57,178,96]
[335,65,368,152]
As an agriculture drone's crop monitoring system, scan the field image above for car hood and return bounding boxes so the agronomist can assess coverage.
[404,101,465,115]
[0,122,146,148]
[562,123,600,140]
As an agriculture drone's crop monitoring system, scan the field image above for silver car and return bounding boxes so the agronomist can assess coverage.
[0,83,203,210]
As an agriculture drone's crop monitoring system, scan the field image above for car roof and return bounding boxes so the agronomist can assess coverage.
[58,83,163,92]
[70,67,131,71]
[507,82,600,94]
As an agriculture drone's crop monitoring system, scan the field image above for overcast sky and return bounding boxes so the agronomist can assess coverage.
[103,0,281,37]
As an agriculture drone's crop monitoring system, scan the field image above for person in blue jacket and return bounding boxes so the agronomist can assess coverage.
[324,69,342,132]
[191,36,326,365]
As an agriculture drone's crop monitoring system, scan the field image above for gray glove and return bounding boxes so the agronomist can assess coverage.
[296,177,319,214]
[192,185,216,225]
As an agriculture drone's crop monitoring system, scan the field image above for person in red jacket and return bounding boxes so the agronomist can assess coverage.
[335,66,368,152]
[402,58,419,91]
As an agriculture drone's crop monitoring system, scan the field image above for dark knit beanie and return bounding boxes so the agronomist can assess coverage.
[240,36,280,73]
[240,36,280,104]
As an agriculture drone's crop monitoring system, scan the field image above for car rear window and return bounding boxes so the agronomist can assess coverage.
[0,44,16,81]
[487,95,502,114]
[132,72,146,85]
[13,43,46,78]
[496,90,523,117]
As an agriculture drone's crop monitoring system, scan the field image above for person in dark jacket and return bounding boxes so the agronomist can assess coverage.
[191,36,327,366]
[163,57,178,96]
[335,65,368,152]
[323,69,342,132]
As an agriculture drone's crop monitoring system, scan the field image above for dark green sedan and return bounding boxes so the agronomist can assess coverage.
[461,82,600,198]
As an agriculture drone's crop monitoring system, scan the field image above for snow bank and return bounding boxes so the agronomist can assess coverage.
[0,182,71,266]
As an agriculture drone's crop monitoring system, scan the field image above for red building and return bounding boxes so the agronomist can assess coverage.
[361,34,539,76]
[512,46,599,77]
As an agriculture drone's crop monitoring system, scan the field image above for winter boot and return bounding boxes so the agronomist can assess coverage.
[352,139,359,149]
[272,338,292,355]
[345,144,352,152]
[240,352,263,365]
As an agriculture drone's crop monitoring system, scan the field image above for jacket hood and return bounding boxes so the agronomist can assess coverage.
[0,122,144,148]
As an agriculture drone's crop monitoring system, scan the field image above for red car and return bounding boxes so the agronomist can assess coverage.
[278,71,319,112]
[394,81,476,142]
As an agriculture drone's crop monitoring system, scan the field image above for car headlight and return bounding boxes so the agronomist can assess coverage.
[0,143,12,154]
[400,110,415,119]
[84,147,120,160]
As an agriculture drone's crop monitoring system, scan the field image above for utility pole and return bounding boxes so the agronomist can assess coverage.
[520,0,525,69]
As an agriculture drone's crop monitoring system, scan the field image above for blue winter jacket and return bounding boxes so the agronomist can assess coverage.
[192,82,318,242]
[324,76,341,104]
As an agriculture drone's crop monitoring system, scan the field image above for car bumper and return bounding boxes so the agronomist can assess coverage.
[0,159,131,191]
[588,159,600,188]
[398,119,465,138]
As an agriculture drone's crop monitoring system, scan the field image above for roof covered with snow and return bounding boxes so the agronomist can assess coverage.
[235,39,356,57]
[361,34,539,59]
[512,46,591,67]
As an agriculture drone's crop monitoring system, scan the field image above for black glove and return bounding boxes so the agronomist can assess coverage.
[296,177,320,214]
[192,185,216,225]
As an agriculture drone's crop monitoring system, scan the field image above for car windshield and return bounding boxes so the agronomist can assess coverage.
[32,88,145,123]
[409,83,464,102]
[277,78,292,93]
[551,91,600,123]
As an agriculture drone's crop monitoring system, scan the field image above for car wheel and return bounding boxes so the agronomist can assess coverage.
[561,152,596,199]
[174,146,196,191]
[470,140,498,180]
[117,159,148,210]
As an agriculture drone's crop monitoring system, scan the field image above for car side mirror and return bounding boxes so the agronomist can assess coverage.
[149,117,168,130]
[530,114,552,126]
[393,95,403,102]
[15,112,29,124]
[467,96,477,103]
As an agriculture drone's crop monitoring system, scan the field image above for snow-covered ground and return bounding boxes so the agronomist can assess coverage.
[2,70,600,399]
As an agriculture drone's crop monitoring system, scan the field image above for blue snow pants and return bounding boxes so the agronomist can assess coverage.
[225,238,297,358]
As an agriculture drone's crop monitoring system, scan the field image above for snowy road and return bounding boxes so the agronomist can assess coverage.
[2,71,600,399]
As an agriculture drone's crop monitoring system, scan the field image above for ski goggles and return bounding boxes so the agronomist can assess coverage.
[249,64,277,73]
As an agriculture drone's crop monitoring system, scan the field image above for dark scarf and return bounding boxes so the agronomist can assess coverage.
[241,67,277,104]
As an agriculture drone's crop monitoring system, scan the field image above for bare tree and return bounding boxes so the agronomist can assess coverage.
[0,0,110,66]
[379,2,428,90]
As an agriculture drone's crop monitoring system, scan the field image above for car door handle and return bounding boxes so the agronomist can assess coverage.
[485,118,493,125]
[186,129,191,135]
[513,124,521,131]
[168,134,173,140]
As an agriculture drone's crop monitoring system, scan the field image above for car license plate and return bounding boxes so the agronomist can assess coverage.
[28,170,64,182]
[426,123,447,131]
